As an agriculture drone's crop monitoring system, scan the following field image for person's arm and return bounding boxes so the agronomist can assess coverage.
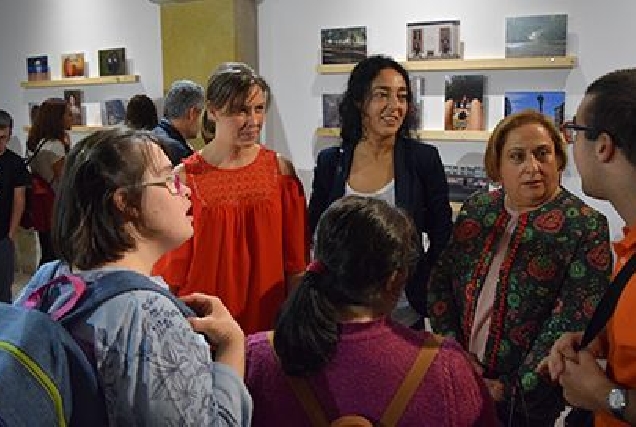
[277,154,309,292]
[560,349,636,425]
[418,146,452,272]
[181,293,246,379]
[507,214,612,397]
[308,149,335,239]
[9,186,26,239]
[427,230,463,340]
[92,291,252,426]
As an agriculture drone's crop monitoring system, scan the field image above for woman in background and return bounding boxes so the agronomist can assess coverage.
[153,62,308,335]
[428,110,611,426]
[25,97,72,265]
[308,55,452,326]
[247,196,497,426]
[126,94,159,131]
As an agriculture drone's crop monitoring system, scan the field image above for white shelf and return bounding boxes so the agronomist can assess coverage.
[317,56,577,74]
[21,75,140,88]
[316,128,491,142]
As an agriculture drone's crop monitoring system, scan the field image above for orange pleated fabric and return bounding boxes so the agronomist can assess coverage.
[153,147,308,334]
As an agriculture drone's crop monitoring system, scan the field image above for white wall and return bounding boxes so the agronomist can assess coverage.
[0,0,163,154]
[258,0,636,240]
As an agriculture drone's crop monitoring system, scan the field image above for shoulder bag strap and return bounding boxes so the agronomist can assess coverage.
[25,138,48,165]
[579,252,636,349]
[380,334,443,426]
[266,331,330,427]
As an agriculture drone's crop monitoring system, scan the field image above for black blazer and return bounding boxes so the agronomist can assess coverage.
[308,137,453,315]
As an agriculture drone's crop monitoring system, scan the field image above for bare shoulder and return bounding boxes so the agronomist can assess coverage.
[276,153,297,177]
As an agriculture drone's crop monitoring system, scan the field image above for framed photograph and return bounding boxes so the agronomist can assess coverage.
[444,163,489,203]
[64,90,84,126]
[506,14,567,58]
[407,21,460,60]
[444,75,485,131]
[98,48,126,76]
[102,99,127,126]
[321,26,367,65]
[322,94,343,128]
[504,91,565,126]
[26,55,50,81]
[61,53,86,78]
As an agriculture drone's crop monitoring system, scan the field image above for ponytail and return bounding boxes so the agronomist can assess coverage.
[273,271,339,376]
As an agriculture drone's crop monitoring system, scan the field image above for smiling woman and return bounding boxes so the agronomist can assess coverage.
[308,55,453,325]
[153,63,309,335]
[427,110,612,426]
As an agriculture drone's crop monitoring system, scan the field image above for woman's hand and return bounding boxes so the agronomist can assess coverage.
[180,293,246,378]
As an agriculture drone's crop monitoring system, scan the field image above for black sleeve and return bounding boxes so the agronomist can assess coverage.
[308,149,336,238]
[14,155,30,188]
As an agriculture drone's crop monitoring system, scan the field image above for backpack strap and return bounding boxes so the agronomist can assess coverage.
[60,270,195,325]
[266,330,443,427]
[579,252,636,349]
[379,334,443,426]
[266,331,330,427]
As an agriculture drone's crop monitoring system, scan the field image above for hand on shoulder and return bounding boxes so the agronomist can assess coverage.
[276,153,297,177]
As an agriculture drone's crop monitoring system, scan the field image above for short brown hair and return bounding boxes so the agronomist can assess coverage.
[484,110,567,181]
[53,129,165,270]
[206,62,270,113]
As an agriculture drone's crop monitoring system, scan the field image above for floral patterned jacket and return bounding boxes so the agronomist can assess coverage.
[428,188,611,414]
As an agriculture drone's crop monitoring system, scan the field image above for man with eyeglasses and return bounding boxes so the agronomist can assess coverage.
[153,80,204,166]
[540,68,636,426]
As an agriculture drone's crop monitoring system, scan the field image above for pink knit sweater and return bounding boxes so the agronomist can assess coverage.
[246,317,498,426]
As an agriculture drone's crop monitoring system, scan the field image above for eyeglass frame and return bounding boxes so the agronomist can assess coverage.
[138,172,184,196]
[561,118,602,143]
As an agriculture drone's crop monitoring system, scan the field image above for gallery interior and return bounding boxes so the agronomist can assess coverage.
[0,0,632,275]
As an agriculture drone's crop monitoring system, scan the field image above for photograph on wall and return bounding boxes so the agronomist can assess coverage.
[64,90,84,125]
[444,75,485,131]
[61,53,86,78]
[322,93,343,128]
[102,99,127,126]
[26,55,50,81]
[98,48,126,76]
[504,91,565,126]
[505,14,567,58]
[407,20,460,60]
[444,164,489,203]
[321,26,367,65]
[409,76,425,129]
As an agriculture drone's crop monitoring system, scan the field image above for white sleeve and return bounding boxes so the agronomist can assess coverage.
[87,290,252,426]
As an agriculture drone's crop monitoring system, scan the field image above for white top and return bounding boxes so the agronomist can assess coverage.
[345,179,396,206]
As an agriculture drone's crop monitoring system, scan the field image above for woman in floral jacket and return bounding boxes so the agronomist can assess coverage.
[427,110,612,426]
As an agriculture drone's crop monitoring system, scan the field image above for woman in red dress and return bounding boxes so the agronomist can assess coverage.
[153,63,308,334]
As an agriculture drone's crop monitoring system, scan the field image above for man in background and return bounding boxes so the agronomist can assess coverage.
[0,110,29,303]
[153,80,204,166]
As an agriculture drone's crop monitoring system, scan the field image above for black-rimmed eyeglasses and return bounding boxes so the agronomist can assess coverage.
[561,120,601,143]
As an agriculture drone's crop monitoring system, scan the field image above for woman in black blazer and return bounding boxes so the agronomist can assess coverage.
[308,55,453,323]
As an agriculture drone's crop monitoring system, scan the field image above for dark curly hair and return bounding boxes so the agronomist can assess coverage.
[339,55,415,147]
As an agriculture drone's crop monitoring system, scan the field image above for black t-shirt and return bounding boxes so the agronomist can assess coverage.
[0,149,29,239]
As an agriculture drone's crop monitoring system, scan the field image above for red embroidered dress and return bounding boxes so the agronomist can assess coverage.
[153,147,308,334]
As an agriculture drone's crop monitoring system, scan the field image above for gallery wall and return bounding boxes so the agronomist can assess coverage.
[0,0,163,153]
[257,0,636,240]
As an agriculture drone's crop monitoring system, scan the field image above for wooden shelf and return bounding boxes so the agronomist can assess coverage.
[21,75,140,88]
[317,56,577,74]
[316,128,491,142]
[23,125,115,133]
